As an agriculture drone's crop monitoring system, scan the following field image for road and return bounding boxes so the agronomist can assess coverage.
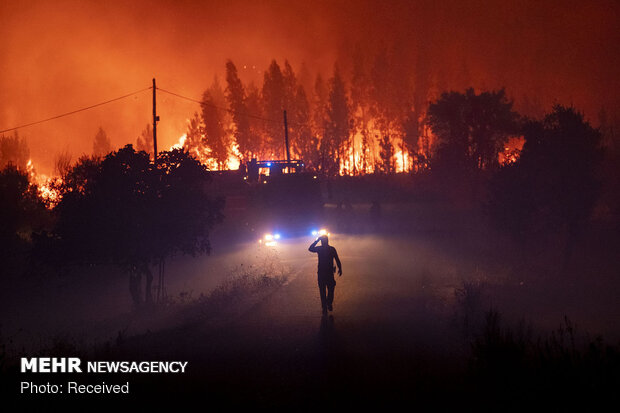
[114,233,468,408]
[10,231,620,408]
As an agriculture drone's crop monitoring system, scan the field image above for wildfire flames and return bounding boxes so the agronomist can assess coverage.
[27,159,62,207]
[498,137,525,166]
[170,132,241,171]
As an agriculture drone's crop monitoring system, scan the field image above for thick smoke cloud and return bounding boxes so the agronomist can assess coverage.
[1,0,617,174]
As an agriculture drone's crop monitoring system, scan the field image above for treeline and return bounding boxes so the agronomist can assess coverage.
[165,57,612,178]
[0,145,223,305]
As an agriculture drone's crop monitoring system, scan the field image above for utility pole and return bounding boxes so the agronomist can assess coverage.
[283,110,291,164]
[152,78,159,165]
[152,78,164,301]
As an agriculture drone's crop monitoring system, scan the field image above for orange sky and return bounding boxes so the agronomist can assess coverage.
[1,0,618,174]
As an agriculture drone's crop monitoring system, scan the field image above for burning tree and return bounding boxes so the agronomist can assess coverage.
[178,56,535,177]
[0,164,47,256]
[323,66,350,176]
[378,135,396,174]
[427,88,519,173]
[291,84,316,169]
[201,77,231,170]
[350,45,373,173]
[225,60,253,161]
[262,60,286,158]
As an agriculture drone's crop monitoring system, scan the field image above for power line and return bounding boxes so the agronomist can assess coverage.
[156,87,302,127]
[0,87,152,134]
[0,84,305,136]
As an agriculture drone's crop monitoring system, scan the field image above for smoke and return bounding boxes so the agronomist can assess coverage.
[1,0,618,174]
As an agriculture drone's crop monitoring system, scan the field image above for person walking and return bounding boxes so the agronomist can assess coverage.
[308,235,342,315]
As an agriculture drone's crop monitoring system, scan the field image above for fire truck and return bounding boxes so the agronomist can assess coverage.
[207,157,323,241]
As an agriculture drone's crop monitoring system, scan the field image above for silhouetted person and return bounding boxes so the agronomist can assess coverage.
[309,235,342,315]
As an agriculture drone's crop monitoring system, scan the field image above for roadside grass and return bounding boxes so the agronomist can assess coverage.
[452,277,620,407]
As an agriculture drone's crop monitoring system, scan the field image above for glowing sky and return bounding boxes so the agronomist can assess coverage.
[1,0,618,174]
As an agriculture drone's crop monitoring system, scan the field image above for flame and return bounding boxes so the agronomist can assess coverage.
[25,158,62,207]
[394,149,409,173]
[227,143,240,170]
[171,133,241,171]
[169,134,187,151]
[499,136,525,166]
[37,177,62,207]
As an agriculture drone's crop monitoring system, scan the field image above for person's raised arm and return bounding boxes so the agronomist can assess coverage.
[333,248,342,276]
[309,238,320,253]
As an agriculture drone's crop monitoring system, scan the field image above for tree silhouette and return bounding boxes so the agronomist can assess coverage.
[184,112,204,157]
[0,131,30,170]
[488,105,603,270]
[93,127,112,157]
[245,82,264,159]
[402,109,421,171]
[0,164,46,255]
[350,44,372,173]
[201,77,230,169]
[378,134,396,173]
[428,88,519,173]
[369,45,410,172]
[324,66,350,176]
[225,60,253,161]
[53,145,224,303]
[262,60,286,158]
[292,84,317,169]
[312,74,329,173]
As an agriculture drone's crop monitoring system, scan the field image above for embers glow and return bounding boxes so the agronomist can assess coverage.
[27,159,62,208]
[499,136,525,166]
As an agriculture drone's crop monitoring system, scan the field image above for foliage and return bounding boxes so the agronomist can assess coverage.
[428,88,519,172]
[262,60,286,157]
[0,132,30,170]
[0,165,47,252]
[323,66,350,175]
[225,60,253,161]
[201,77,230,169]
[468,311,620,407]
[378,135,395,173]
[487,106,603,256]
[52,145,223,266]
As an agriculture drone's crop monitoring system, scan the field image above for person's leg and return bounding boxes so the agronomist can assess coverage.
[318,282,327,313]
[326,282,335,311]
